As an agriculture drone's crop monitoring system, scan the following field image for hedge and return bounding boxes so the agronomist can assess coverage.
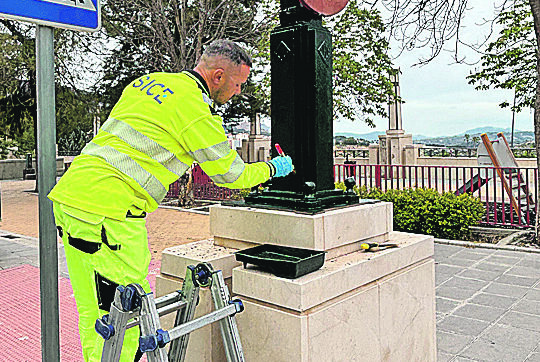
[335,183,485,240]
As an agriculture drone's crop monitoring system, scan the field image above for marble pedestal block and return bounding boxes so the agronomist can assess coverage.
[157,204,436,361]
[210,202,393,259]
[233,232,436,362]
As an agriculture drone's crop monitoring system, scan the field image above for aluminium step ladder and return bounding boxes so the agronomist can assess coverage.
[95,262,245,362]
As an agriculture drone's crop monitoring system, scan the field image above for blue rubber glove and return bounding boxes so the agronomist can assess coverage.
[268,156,294,178]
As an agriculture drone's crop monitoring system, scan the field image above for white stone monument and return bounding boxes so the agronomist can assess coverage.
[378,69,414,165]
[240,114,270,162]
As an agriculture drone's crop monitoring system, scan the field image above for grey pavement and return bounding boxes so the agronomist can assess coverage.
[1,229,539,361]
[435,243,540,362]
[0,229,69,277]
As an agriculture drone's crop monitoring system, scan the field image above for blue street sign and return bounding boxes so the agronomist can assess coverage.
[0,0,100,32]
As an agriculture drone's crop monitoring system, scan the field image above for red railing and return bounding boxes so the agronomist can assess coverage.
[166,165,238,201]
[166,163,537,228]
[334,164,538,228]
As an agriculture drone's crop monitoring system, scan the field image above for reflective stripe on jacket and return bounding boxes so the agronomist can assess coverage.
[48,70,270,220]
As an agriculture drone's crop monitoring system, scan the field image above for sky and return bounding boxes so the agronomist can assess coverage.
[333,0,535,138]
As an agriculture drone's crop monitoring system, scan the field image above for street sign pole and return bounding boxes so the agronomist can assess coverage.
[0,1,99,360]
[36,25,59,362]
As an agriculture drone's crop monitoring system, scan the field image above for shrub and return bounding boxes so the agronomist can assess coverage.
[336,183,485,240]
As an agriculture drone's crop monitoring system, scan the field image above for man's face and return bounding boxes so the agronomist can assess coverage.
[213,64,250,105]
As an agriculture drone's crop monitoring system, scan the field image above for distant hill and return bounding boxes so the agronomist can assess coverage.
[417,129,533,147]
[334,126,533,147]
[335,131,430,142]
[334,131,383,141]
[231,121,271,136]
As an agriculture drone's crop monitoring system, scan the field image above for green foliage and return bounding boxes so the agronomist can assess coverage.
[467,0,535,113]
[251,0,396,127]
[331,1,397,126]
[230,188,252,201]
[336,183,485,240]
[55,88,96,154]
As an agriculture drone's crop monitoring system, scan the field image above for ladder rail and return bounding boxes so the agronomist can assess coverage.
[99,291,132,362]
[211,271,245,362]
[498,132,536,206]
[126,300,187,329]
[167,266,200,361]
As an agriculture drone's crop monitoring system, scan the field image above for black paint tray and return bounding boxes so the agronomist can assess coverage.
[235,244,325,279]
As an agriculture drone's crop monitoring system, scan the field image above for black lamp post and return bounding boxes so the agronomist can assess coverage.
[244,0,361,213]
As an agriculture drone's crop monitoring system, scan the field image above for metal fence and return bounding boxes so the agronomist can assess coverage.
[166,165,238,201]
[334,164,537,228]
[166,163,538,229]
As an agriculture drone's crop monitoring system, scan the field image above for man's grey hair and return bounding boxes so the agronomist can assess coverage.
[201,40,252,67]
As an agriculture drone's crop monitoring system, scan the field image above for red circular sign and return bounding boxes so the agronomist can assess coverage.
[299,0,349,16]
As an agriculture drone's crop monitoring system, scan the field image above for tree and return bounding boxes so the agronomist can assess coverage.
[528,0,540,238]
[96,0,267,120]
[0,21,36,156]
[331,0,397,126]
[0,22,100,158]
[467,0,535,113]
[252,0,398,127]
[464,133,471,146]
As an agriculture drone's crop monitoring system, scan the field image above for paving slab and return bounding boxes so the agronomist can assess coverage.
[508,265,540,278]
[436,263,467,275]
[474,261,512,273]
[437,315,490,336]
[460,339,532,362]
[437,285,480,301]
[437,351,454,362]
[453,303,506,323]
[436,297,460,314]
[518,259,540,268]
[458,268,502,281]
[495,274,539,287]
[452,250,490,261]
[526,289,540,301]
[436,330,473,354]
[443,256,479,267]
[470,292,518,309]
[498,311,540,332]
[512,299,540,315]
[481,324,540,352]
[436,272,453,286]
[483,282,530,298]
[441,276,489,291]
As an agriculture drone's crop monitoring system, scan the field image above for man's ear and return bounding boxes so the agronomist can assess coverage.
[211,68,225,85]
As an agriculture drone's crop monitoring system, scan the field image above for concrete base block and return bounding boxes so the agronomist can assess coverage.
[210,202,393,253]
[157,232,436,361]
[236,259,436,362]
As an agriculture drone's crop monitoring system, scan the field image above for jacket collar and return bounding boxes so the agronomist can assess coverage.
[183,69,211,97]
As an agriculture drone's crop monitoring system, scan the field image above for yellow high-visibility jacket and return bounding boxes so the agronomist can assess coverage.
[48,70,271,220]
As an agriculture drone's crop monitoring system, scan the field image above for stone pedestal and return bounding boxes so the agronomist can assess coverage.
[157,203,436,361]
[233,232,435,361]
[378,130,413,166]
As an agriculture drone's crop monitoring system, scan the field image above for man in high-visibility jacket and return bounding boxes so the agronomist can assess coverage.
[48,39,294,362]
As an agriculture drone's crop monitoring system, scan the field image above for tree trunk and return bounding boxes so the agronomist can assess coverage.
[528,0,540,244]
[177,169,194,208]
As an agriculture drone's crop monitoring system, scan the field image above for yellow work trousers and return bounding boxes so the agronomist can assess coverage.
[53,202,151,362]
